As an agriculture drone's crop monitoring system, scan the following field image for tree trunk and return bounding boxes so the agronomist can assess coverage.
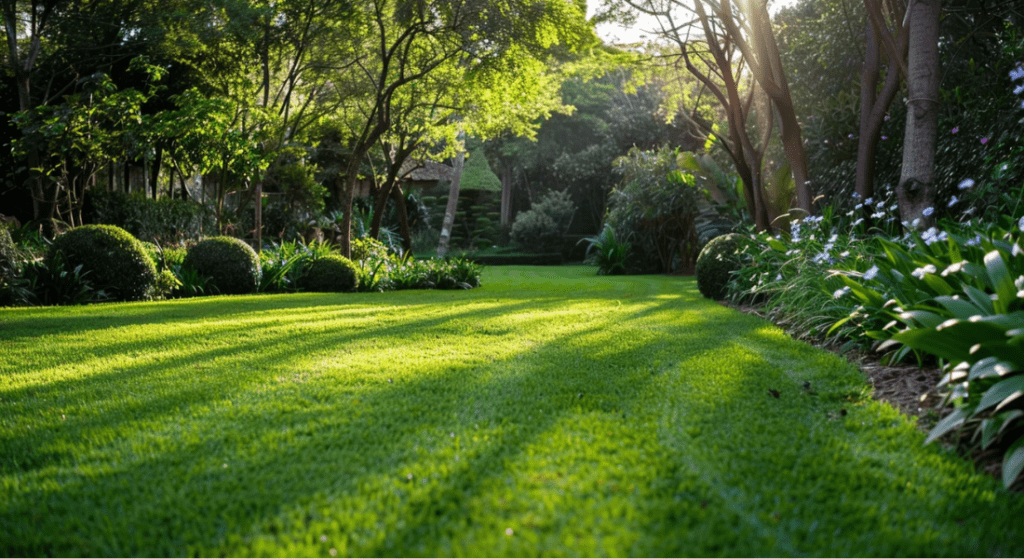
[436,149,466,257]
[391,184,413,254]
[898,0,941,228]
[500,165,514,227]
[857,1,909,209]
[151,147,163,199]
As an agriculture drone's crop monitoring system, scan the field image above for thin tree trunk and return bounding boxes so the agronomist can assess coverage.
[898,0,941,228]
[436,149,466,257]
[391,184,413,254]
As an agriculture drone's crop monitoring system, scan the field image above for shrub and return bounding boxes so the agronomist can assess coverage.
[0,227,18,287]
[88,190,216,243]
[511,189,576,252]
[695,233,752,301]
[351,237,394,263]
[298,255,359,292]
[17,251,106,306]
[183,237,261,295]
[49,224,156,302]
[582,224,631,275]
[606,147,705,274]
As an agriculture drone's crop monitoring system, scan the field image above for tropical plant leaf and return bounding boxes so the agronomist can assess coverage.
[976,375,1024,413]
[926,407,968,444]
[1002,435,1024,488]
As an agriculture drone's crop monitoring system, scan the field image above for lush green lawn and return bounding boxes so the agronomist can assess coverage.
[1,266,1021,557]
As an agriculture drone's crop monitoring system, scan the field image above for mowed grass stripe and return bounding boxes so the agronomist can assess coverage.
[0,266,1021,557]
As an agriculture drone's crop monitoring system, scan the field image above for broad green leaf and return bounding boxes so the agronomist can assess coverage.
[926,407,968,444]
[963,285,996,314]
[976,375,1024,413]
[898,309,945,328]
[934,296,984,320]
[985,250,1016,313]
[1002,435,1024,488]
[969,357,1016,380]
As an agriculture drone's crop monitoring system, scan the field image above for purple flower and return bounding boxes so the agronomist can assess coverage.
[948,195,959,207]
[958,178,975,190]
[981,137,989,144]
[951,126,959,134]
[922,207,934,217]
[1011,65,1024,81]
[881,135,888,140]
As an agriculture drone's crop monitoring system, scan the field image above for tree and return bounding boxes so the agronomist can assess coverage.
[323,0,593,257]
[897,0,942,227]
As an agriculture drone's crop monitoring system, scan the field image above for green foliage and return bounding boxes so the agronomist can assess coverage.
[258,240,339,294]
[695,233,753,301]
[0,227,18,289]
[606,147,706,274]
[351,237,394,263]
[829,218,1024,487]
[298,255,360,293]
[49,224,157,302]
[461,145,502,192]
[511,189,576,252]
[16,251,105,307]
[88,191,217,243]
[183,237,261,295]
[581,224,631,275]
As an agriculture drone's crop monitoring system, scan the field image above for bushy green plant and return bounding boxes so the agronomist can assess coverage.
[88,190,215,243]
[581,224,631,275]
[695,233,753,301]
[0,227,19,288]
[829,217,1024,487]
[182,237,261,295]
[258,239,337,293]
[298,255,359,292]
[49,224,157,302]
[351,237,394,263]
[606,146,706,274]
[17,251,106,306]
[511,189,576,252]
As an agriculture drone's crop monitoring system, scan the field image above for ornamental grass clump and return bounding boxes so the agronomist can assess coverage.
[49,224,156,301]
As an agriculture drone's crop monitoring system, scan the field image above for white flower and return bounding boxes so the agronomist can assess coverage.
[863,265,880,281]
[775,274,783,281]
[1011,64,1024,81]
[1015,84,1024,95]
[948,195,959,207]
[958,178,975,190]
[942,262,966,276]
[912,264,937,279]
[912,218,921,228]
[855,203,864,210]
[834,286,851,299]
[865,198,874,205]
[852,218,864,227]
[922,207,934,217]
[1019,216,1024,233]
[871,212,886,219]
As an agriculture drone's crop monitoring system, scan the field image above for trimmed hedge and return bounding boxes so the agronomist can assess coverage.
[183,237,261,295]
[695,233,751,301]
[49,225,157,301]
[299,255,359,292]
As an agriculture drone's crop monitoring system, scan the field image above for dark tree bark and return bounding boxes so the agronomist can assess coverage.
[898,0,941,228]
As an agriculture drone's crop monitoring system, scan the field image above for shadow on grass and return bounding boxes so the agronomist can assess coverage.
[2,269,1021,556]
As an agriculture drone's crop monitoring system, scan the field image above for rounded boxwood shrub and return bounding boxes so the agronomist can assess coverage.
[299,255,359,292]
[49,224,157,301]
[695,233,751,301]
[183,236,261,295]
